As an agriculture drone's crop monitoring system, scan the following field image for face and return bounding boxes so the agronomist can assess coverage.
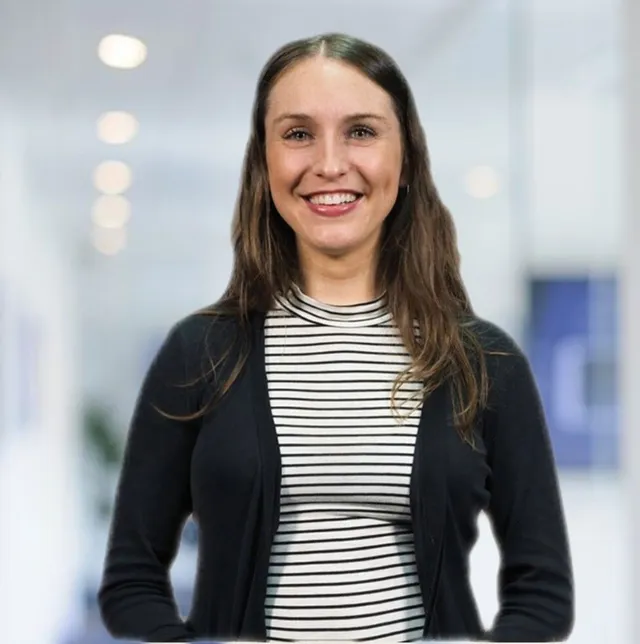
[264,56,405,263]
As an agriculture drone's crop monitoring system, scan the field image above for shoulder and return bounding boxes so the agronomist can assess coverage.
[170,306,242,354]
[461,317,544,426]
[461,315,533,389]
[462,315,520,355]
[166,305,256,382]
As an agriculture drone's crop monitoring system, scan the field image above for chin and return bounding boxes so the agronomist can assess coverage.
[310,236,360,256]
[320,247,353,258]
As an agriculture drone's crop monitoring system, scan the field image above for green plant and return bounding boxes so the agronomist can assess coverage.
[83,403,123,519]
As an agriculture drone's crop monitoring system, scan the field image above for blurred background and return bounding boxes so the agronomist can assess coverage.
[0,0,638,642]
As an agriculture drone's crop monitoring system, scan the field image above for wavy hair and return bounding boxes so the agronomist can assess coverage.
[190,33,488,441]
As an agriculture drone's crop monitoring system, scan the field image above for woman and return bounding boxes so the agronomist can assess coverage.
[98,33,574,642]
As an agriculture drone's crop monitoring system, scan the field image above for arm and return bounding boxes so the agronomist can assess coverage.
[98,321,200,642]
[482,333,574,642]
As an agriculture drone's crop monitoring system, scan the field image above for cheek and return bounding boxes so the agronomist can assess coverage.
[266,148,301,193]
[265,146,284,191]
[360,150,403,190]
[266,156,301,229]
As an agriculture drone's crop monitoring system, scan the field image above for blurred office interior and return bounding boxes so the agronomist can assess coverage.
[0,0,638,642]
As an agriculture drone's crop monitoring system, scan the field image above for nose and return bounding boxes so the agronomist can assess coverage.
[312,136,348,180]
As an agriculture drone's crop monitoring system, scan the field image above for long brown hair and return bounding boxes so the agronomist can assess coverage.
[191,33,488,442]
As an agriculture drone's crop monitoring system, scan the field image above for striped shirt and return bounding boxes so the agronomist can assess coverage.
[263,285,426,642]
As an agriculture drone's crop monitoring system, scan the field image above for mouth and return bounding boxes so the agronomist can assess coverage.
[303,191,364,206]
[301,191,364,217]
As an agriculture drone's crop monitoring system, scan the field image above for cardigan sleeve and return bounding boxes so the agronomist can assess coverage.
[481,328,574,642]
[97,320,202,642]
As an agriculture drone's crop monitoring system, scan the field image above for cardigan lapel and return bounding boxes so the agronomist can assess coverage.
[240,312,282,639]
[249,311,282,530]
[410,381,452,638]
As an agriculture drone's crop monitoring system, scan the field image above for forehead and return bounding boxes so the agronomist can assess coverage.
[266,56,395,121]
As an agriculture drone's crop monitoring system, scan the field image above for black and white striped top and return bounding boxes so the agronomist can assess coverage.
[263,285,426,642]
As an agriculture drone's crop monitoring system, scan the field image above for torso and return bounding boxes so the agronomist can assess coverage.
[263,286,426,642]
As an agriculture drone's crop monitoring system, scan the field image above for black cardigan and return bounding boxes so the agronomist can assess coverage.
[98,311,574,642]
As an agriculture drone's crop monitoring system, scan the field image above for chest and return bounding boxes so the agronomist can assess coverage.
[190,338,491,530]
[263,319,422,516]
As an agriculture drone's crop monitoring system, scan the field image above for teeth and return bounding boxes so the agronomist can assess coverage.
[309,193,359,205]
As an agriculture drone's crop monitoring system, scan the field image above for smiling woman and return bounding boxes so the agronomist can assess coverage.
[98,32,574,644]
[264,56,405,275]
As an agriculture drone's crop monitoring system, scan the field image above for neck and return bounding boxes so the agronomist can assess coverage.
[297,247,381,306]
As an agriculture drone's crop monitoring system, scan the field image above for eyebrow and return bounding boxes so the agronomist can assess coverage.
[272,112,389,125]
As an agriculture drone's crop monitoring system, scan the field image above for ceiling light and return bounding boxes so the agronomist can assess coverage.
[93,160,132,195]
[91,225,127,256]
[97,111,139,145]
[92,195,132,229]
[98,34,147,70]
[465,165,500,200]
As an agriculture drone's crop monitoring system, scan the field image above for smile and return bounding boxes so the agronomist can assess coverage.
[307,192,361,205]
[303,192,364,218]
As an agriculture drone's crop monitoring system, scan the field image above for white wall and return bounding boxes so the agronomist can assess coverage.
[529,92,621,273]
[0,119,84,644]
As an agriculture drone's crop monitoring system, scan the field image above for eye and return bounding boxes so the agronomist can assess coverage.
[283,128,311,142]
[350,125,376,140]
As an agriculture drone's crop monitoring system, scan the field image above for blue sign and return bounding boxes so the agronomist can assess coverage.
[526,277,619,470]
